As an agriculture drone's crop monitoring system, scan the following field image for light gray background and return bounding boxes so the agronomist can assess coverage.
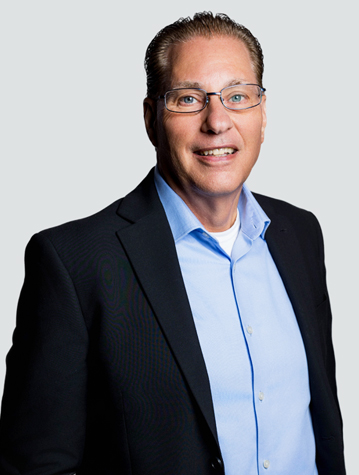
[1,1,357,472]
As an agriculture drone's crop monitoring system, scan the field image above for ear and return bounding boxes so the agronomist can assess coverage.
[260,95,267,144]
[143,98,158,147]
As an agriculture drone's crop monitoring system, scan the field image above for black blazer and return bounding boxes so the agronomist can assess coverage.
[0,169,345,475]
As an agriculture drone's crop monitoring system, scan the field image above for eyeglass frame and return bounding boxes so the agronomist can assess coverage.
[157,83,266,113]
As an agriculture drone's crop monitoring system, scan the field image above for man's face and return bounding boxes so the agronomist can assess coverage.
[145,35,267,204]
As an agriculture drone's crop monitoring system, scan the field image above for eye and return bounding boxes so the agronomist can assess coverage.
[179,95,198,105]
[165,89,205,112]
[229,94,244,103]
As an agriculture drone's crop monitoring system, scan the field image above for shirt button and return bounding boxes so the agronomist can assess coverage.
[263,460,270,469]
[259,391,264,401]
[211,456,223,470]
[247,326,253,334]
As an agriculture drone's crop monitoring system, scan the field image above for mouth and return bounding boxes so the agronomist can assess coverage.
[196,147,236,157]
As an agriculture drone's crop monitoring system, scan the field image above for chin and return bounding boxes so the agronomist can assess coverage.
[192,179,243,198]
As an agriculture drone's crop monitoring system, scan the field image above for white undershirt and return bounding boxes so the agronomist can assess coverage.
[208,210,240,256]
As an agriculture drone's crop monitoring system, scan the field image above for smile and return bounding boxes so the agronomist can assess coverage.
[197,147,236,156]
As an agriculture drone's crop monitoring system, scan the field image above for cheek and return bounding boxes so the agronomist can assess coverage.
[239,118,264,148]
[164,122,194,154]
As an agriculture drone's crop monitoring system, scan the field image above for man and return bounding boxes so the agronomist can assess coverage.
[0,12,345,475]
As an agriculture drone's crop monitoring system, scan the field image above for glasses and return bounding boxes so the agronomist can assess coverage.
[158,84,266,113]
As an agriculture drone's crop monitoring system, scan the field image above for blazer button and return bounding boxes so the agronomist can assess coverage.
[211,456,223,471]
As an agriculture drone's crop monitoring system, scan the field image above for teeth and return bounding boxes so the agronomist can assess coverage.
[198,147,235,156]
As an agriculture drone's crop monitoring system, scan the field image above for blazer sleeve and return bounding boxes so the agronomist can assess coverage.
[0,232,88,474]
[313,213,342,419]
[306,212,345,474]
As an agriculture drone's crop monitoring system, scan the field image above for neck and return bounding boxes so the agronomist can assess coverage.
[172,185,241,233]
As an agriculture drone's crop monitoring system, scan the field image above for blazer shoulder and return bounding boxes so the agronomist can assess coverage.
[30,198,124,259]
[253,192,321,230]
[253,192,326,277]
[36,169,158,249]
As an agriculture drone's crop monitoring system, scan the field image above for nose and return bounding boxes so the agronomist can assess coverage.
[201,94,233,135]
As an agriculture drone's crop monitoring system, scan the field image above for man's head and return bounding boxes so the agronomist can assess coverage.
[143,13,267,223]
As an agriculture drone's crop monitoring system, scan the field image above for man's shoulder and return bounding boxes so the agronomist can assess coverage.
[39,198,123,243]
[24,198,125,266]
[252,191,324,260]
[29,169,159,257]
[253,191,310,214]
[253,191,320,227]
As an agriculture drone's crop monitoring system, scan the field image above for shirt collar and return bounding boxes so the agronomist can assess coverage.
[154,166,270,243]
[238,182,271,240]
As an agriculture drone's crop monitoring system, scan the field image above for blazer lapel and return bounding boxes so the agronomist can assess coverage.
[265,215,317,341]
[115,170,219,443]
[256,196,329,396]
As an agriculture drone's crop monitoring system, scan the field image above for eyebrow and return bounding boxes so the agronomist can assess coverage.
[171,78,250,90]
[225,78,250,87]
[172,81,202,89]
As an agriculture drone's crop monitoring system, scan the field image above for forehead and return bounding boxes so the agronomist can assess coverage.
[166,35,257,89]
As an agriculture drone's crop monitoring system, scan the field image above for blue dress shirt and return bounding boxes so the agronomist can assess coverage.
[154,168,318,475]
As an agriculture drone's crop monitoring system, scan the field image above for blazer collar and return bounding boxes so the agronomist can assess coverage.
[116,168,219,444]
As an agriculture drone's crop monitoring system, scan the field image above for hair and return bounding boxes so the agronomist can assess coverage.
[144,12,264,99]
